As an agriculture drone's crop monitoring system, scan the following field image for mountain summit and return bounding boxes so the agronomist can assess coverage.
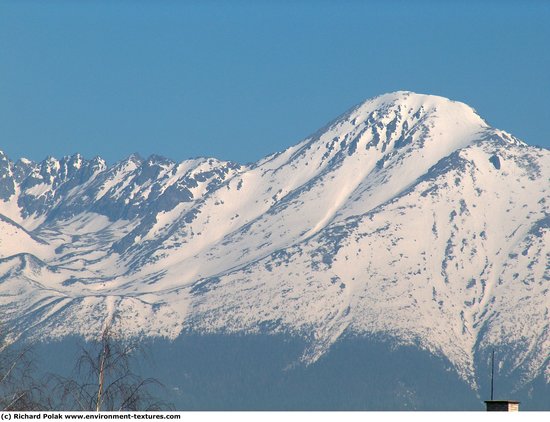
[0,92,548,398]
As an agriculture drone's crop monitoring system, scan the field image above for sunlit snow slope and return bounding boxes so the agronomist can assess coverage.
[1,92,548,388]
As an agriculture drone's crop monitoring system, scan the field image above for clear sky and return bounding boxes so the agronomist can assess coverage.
[1,0,549,165]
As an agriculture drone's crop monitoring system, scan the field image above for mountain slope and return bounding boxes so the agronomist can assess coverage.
[0,91,548,393]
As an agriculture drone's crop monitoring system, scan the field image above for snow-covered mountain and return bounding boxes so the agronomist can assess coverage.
[1,92,548,399]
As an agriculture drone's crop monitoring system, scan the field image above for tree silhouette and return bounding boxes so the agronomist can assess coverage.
[48,327,173,411]
[2,322,172,411]
[0,327,48,410]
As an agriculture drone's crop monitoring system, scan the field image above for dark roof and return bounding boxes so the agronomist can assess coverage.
[484,400,520,404]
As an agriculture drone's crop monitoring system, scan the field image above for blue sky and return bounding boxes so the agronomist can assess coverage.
[1,0,549,165]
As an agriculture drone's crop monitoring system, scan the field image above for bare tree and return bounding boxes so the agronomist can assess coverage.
[49,327,173,411]
[0,327,48,411]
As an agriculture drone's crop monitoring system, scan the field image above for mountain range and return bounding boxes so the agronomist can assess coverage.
[1,91,548,409]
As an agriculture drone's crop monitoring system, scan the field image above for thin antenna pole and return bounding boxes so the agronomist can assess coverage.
[491,349,495,400]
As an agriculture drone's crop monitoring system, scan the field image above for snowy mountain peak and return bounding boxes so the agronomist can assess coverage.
[331,91,488,149]
[126,152,144,165]
[362,91,483,116]
[288,92,493,184]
